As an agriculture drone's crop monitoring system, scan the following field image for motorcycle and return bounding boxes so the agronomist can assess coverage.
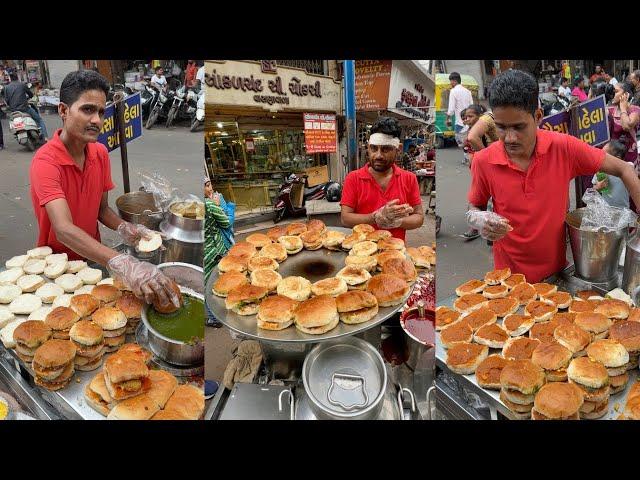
[140,84,157,121]
[8,109,42,151]
[273,173,341,223]
[166,85,197,128]
[540,92,571,116]
[190,89,205,132]
[145,85,174,129]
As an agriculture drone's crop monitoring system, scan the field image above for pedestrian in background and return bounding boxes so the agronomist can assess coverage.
[607,81,640,165]
[401,143,418,173]
[184,60,197,88]
[204,181,232,283]
[592,140,631,209]
[558,77,572,99]
[571,77,588,102]
[4,72,48,141]
[628,70,640,107]
[446,72,473,153]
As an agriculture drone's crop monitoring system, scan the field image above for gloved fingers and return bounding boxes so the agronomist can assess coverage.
[140,282,157,305]
[156,273,182,307]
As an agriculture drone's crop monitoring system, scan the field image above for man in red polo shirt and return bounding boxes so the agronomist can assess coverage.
[341,117,424,241]
[29,70,180,308]
[466,69,640,283]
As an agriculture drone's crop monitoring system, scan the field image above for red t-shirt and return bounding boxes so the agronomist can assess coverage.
[468,129,605,283]
[340,163,422,240]
[30,129,115,260]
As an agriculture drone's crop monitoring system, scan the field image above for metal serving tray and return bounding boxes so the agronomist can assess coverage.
[205,227,413,344]
[436,272,637,420]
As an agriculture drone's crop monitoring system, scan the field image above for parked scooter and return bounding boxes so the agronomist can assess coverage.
[540,92,571,116]
[190,90,205,132]
[7,109,42,151]
[140,84,157,121]
[273,173,341,223]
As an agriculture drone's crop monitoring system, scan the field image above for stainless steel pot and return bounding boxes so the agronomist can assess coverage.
[566,208,629,283]
[116,192,164,231]
[160,202,204,266]
[302,337,387,420]
[141,286,204,367]
[622,227,640,302]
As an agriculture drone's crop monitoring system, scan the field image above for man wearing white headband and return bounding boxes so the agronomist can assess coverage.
[340,117,424,240]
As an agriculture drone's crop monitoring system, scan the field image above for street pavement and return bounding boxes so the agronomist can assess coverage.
[0,111,203,260]
[436,145,577,301]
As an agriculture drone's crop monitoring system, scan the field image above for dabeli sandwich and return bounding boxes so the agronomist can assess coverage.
[91,307,128,352]
[554,324,592,358]
[322,230,347,251]
[341,232,366,251]
[278,235,304,255]
[586,339,630,394]
[258,243,288,263]
[312,278,348,298]
[440,320,474,349]
[107,370,178,420]
[91,284,122,307]
[69,294,100,319]
[484,268,511,286]
[116,292,145,334]
[277,276,312,301]
[227,242,257,260]
[445,342,488,375]
[245,233,272,249]
[225,285,269,315]
[499,359,545,419]
[381,258,418,285]
[475,354,509,390]
[212,271,249,297]
[473,323,509,349]
[453,293,488,314]
[300,230,324,251]
[531,341,573,382]
[344,255,377,273]
[502,337,541,361]
[350,240,378,257]
[218,255,249,273]
[531,382,584,420]
[256,295,299,331]
[353,224,375,235]
[335,290,379,325]
[267,225,288,242]
[45,306,80,340]
[286,222,307,236]
[375,250,405,270]
[248,255,279,273]
[574,312,612,341]
[69,320,105,371]
[459,307,497,332]
[405,247,431,269]
[594,298,630,320]
[293,295,339,335]
[103,350,151,401]
[435,306,462,331]
[12,320,52,364]
[32,339,77,391]
[366,273,410,307]
[306,219,326,235]
[337,266,372,291]
[84,372,113,416]
[250,269,283,293]
[501,273,526,289]
[567,356,610,419]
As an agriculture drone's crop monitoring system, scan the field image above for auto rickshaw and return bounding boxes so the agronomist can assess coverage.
[434,73,479,148]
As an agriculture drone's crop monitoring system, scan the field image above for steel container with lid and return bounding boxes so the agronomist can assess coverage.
[160,201,204,266]
[302,336,387,420]
[622,227,640,303]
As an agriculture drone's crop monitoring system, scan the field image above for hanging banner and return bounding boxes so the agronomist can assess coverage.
[539,95,609,147]
[97,93,143,152]
[303,113,337,153]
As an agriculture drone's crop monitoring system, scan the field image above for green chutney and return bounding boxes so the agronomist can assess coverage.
[147,295,204,344]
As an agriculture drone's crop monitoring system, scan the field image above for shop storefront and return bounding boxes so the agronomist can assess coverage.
[354,60,435,165]
[204,60,343,215]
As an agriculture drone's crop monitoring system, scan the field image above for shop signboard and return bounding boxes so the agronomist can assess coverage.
[97,93,143,152]
[387,61,433,124]
[204,61,342,113]
[539,95,609,146]
[354,60,392,111]
[245,138,255,152]
[303,113,337,154]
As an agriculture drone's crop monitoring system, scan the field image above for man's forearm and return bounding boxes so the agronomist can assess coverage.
[99,206,125,231]
[55,223,121,266]
[399,213,424,230]
[341,211,375,228]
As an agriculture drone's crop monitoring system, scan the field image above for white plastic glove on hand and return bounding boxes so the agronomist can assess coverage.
[466,210,513,241]
[107,253,181,308]
[117,222,159,247]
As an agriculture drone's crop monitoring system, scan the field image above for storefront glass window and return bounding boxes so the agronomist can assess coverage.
[206,119,328,214]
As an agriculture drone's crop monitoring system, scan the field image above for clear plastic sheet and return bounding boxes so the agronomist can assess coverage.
[139,171,176,211]
[580,188,637,231]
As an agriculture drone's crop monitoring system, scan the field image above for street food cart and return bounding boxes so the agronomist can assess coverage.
[205,226,435,420]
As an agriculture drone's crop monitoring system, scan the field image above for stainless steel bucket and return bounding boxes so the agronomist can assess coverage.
[160,202,204,266]
[115,192,164,230]
[622,228,640,302]
[566,208,628,283]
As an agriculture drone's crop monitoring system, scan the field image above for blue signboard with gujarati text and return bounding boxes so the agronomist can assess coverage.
[97,92,142,152]
[571,95,609,146]
[539,94,609,147]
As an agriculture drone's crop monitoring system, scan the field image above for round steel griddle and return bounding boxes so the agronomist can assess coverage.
[205,226,413,344]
